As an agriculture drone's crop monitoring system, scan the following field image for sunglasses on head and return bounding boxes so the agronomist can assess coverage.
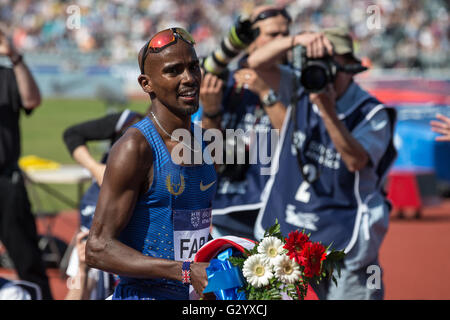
[252,8,292,25]
[140,27,195,74]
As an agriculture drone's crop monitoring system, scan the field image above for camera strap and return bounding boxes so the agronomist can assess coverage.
[289,70,319,184]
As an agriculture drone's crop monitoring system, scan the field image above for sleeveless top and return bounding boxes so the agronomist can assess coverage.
[117,116,217,296]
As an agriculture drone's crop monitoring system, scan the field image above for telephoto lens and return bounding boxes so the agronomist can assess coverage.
[201,14,259,78]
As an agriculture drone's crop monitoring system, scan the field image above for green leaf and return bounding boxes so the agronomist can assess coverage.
[336,264,342,278]
[263,219,284,240]
[332,275,338,287]
[326,250,346,262]
[228,256,245,268]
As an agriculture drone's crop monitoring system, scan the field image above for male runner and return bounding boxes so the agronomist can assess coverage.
[86,28,216,300]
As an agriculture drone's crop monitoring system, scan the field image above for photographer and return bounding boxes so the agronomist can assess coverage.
[200,5,291,240]
[248,28,397,300]
[0,27,53,300]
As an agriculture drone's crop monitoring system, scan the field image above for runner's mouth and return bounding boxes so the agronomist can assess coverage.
[178,89,198,100]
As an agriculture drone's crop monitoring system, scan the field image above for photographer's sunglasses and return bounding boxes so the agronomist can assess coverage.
[140,27,196,74]
[252,8,292,24]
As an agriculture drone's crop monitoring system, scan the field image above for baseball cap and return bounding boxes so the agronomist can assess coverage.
[323,27,361,63]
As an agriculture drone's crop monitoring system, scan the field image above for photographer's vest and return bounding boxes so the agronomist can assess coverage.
[211,70,274,216]
[255,85,396,253]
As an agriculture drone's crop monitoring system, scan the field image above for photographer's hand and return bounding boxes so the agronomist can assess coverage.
[235,68,286,130]
[310,84,369,172]
[294,32,334,59]
[200,73,223,129]
[247,31,333,94]
[309,84,337,113]
[234,68,269,96]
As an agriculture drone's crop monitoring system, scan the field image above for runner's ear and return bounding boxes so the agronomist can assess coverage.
[138,74,154,96]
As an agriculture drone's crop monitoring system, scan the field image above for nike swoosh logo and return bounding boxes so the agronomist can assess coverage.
[200,180,216,192]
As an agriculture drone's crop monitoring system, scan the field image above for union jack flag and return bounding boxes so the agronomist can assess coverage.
[182,269,191,284]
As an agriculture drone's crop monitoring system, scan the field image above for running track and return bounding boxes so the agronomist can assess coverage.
[1,201,449,300]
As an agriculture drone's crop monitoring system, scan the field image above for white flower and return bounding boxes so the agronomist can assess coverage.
[273,255,302,284]
[242,254,273,288]
[257,236,284,266]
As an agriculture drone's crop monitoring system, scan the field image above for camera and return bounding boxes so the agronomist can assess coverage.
[299,47,368,93]
[299,47,337,93]
[201,14,259,79]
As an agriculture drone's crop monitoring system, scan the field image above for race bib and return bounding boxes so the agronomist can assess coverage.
[173,208,212,261]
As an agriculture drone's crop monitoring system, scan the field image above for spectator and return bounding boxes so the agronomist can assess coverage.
[430,114,450,141]
[63,108,145,227]
[200,5,291,240]
[62,108,145,299]
[0,26,52,300]
[247,27,397,299]
[0,0,447,68]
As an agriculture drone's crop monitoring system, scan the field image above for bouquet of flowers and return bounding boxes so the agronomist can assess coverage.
[227,220,346,300]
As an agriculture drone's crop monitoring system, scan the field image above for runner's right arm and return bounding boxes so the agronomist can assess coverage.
[85,128,209,295]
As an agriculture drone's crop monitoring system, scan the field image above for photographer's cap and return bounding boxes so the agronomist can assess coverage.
[323,27,360,62]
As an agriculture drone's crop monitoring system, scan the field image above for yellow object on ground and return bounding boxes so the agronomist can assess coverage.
[19,155,61,171]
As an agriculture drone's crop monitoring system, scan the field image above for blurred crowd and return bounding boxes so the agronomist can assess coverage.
[0,0,449,68]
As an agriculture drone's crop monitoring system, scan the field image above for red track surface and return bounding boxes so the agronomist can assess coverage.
[1,201,450,300]
[380,200,450,299]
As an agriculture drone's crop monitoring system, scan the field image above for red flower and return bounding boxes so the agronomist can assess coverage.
[284,230,310,265]
[299,242,327,278]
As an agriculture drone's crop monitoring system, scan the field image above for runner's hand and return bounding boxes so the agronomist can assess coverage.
[189,262,210,298]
